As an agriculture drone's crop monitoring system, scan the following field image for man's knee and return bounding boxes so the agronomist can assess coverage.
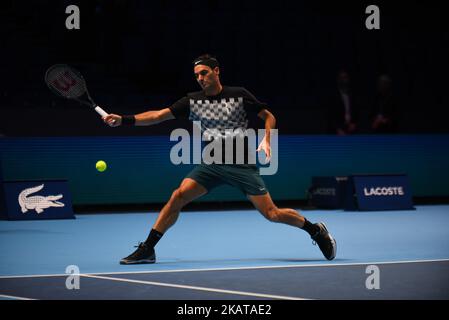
[169,188,188,208]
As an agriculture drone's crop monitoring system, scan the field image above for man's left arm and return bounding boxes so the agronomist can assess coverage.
[257,109,276,161]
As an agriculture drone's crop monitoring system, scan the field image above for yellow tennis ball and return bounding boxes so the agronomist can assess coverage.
[96,160,107,172]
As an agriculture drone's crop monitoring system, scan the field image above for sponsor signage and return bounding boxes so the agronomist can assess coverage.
[0,180,75,220]
[309,176,348,209]
[346,174,414,211]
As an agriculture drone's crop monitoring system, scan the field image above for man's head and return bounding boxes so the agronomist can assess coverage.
[193,54,221,91]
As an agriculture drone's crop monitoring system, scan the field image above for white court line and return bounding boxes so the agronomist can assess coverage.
[1,258,448,279]
[81,274,307,300]
[0,294,35,300]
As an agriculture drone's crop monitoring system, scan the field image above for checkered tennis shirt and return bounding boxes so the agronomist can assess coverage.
[169,86,267,141]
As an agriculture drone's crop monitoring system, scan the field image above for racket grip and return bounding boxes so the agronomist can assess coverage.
[95,106,109,117]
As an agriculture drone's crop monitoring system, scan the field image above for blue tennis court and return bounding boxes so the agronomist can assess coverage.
[1,205,448,300]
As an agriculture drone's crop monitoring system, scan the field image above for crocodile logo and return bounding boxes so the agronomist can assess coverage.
[18,184,65,214]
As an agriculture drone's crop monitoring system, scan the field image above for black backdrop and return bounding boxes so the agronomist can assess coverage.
[1,0,448,136]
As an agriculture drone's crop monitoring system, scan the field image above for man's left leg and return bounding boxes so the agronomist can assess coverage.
[248,192,337,260]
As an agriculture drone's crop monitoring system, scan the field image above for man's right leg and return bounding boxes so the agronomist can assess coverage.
[153,178,208,233]
[120,178,207,264]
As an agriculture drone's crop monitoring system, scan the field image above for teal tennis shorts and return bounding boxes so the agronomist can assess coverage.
[186,164,268,196]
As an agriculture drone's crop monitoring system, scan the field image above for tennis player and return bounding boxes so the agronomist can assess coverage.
[103,54,337,264]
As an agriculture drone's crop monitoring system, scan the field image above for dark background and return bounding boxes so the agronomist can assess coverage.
[1,0,448,136]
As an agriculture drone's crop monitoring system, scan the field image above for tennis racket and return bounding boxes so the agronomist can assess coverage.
[45,64,112,120]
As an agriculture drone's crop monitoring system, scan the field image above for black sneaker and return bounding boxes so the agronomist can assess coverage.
[311,222,337,260]
[120,242,156,265]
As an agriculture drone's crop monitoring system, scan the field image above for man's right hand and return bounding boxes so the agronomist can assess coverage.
[103,114,122,127]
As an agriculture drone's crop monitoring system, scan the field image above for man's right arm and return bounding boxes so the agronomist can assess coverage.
[103,108,175,127]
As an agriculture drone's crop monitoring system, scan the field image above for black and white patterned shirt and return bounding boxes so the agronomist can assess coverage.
[169,86,268,164]
[169,86,267,140]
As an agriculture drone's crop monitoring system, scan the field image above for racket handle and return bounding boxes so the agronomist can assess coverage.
[95,106,109,117]
[95,105,116,125]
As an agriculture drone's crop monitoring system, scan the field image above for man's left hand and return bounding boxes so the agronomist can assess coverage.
[257,136,271,163]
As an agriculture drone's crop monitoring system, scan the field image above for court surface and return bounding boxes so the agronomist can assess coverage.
[1,205,448,300]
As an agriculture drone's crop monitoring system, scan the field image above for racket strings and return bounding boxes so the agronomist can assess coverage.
[45,67,86,99]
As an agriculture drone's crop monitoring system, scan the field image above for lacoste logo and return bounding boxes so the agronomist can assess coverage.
[18,184,65,214]
[363,186,404,196]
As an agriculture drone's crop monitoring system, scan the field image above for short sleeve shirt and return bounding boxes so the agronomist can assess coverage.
[169,86,267,141]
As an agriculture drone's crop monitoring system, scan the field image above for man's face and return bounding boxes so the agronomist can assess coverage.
[194,65,219,90]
